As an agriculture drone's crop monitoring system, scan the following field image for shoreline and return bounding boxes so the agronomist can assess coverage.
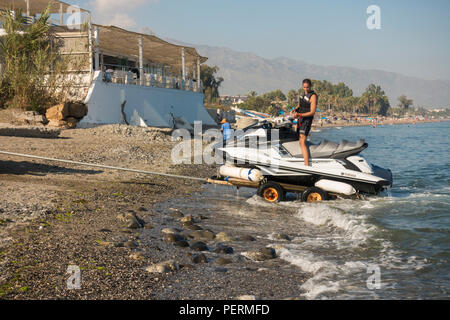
[0,123,307,300]
[314,118,450,129]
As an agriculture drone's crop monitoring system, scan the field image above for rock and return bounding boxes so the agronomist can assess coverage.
[283,296,302,300]
[181,220,194,227]
[215,232,232,242]
[65,117,78,129]
[174,240,190,248]
[124,240,138,249]
[214,267,228,273]
[161,228,181,235]
[126,212,145,226]
[192,253,208,264]
[164,233,185,243]
[184,224,203,231]
[145,260,179,273]
[246,247,276,261]
[274,233,291,241]
[129,252,145,260]
[126,219,142,229]
[117,212,144,229]
[213,244,234,254]
[190,241,209,252]
[216,257,233,265]
[67,102,87,119]
[96,240,112,247]
[47,119,68,128]
[17,111,48,125]
[168,209,184,218]
[180,215,201,223]
[237,295,259,300]
[239,235,256,242]
[45,103,69,121]
[192,230,215,241]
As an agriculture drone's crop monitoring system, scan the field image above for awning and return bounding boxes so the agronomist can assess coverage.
[0,0,90,15]
[94,24,207,72]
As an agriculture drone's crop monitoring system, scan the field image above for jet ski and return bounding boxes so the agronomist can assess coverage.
[215,120,393,202]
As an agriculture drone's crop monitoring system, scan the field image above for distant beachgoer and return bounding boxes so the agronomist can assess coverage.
[290,79,318,166]
[220,118,232,144]
[104,67,114,82]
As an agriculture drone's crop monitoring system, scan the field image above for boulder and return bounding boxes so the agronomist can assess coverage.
[174,240,190,248]
[237,295,259,300]
[124,240,138,249]
[161,228,181,235]
[65,117,78,129]
[246,247,276,261]
[213,244,234,254]
[190,241,209,252]
[239,235,256,242]
[215,232,232,242]
[145,260,179,273]
[47,119,69,128]
[17,111,48,125]
[274,233,291,241]
[216,257,233,265]
[192,253,208,264]
[68,102,88,119]
[164,233,185,243]
[192,230,215,241]
[45,103,69,121]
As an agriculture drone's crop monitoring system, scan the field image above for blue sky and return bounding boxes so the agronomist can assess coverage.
[74,0,450,80]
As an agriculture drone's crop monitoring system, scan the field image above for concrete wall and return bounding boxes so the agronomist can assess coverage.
[80,71,217,128]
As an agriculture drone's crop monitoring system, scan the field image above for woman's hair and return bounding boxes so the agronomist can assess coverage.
[302,79,312,87]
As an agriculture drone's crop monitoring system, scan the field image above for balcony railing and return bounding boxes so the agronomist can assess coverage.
[101,70,202,93]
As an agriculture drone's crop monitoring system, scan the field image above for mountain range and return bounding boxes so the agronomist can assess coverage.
[168,39,450,108]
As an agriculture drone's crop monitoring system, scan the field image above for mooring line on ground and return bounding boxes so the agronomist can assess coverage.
[0,150,206,182]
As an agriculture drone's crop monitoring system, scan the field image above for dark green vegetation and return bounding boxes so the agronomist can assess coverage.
[0,7,79,112]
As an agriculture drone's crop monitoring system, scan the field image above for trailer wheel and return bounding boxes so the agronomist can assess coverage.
[257,182,285,203]
[301,187,329,203]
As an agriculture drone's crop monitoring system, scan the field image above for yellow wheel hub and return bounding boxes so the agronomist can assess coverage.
[307,192,323,203]
[263,187,279,203]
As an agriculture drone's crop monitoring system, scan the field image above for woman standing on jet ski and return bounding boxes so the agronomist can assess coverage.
[290,79,318,166]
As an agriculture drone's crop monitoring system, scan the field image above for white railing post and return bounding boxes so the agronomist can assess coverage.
[138,36,144,86]
[181,47,186,81]
[197,57,201,92]
[94,26,100,71]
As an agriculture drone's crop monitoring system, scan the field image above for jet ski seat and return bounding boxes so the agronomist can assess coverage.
[281,139,367,159]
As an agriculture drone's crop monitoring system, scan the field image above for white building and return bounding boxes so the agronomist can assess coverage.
[0,0,216,128]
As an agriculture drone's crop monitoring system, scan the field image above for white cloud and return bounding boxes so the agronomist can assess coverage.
[106,13,138,29]
[89,0,159,29]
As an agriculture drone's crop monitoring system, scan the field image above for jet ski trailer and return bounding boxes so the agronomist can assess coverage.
[210,121,393,203]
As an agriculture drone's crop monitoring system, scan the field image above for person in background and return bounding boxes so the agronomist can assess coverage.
[220,118,232,145]
[290,79,318,166]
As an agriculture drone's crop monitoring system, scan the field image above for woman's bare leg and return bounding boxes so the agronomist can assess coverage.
[299,134,310,166]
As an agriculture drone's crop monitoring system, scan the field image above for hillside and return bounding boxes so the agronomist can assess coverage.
[169,39,450,108]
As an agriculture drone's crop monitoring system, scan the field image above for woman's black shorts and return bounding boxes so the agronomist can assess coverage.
[298,117,313,137]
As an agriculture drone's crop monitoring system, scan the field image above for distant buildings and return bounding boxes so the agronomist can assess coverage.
[219,95,248,105]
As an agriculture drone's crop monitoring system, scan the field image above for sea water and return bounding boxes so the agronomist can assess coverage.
[171,121,450,299]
